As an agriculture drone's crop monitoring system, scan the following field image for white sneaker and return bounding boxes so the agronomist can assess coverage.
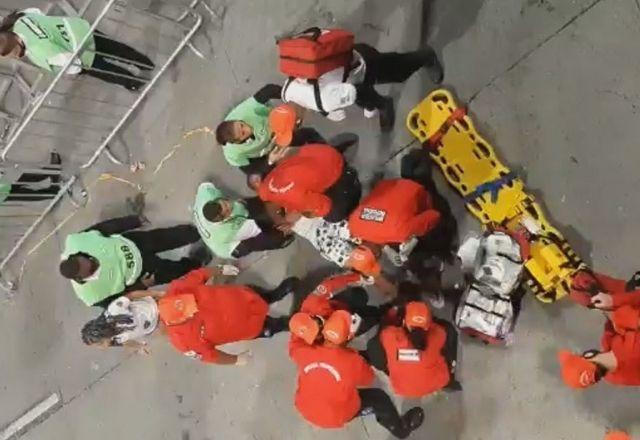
[363,108,379,119]
[428,291,445,309]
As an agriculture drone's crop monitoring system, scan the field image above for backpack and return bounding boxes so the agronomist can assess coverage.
[455,231,525,345]
[278,27,354,79]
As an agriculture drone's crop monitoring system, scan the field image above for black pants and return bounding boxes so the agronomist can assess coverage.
[434,317,459,375]
[401,149,457,260]
[124,224,200,285]
[334,287,382,335]
[354,43,437,111]
[323,165,362,223]
[357,388,407,438]
[231,197,294,258]
[5,167,61,202]
[85,33,155,91]
[251,279,296,338]
[239,127,325,177]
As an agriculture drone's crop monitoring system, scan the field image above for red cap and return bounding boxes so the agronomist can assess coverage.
[347,246,381,277]
[604,431,632,440]
[323,310,361,345]
[405,301,432,330]
[557,350,598,389]
[158,293,199,326]
[269,104,297,147]
[289,312,320,345]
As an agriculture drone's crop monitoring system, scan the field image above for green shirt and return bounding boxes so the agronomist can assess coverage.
[13,11,96,73]
[222,97,273,167]
[192,183,250,258]
[0,179,10,204]
[62,230,143,306]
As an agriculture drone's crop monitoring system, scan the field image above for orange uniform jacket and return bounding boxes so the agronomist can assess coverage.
[380,322,450,398]
[299,272,363,318]
[591,273,640,309]
[258,144,344,217]
[348,178,441,244]
[163,269,268,362]
[289,339,374,428]
[601,307,640,386]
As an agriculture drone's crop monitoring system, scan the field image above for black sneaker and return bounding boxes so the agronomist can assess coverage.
[327,133,359,154]
[270,277,300,303]
[379,98,396,132]
[397,407,425,438]
[49,151,62,166]
[444,379,463,392]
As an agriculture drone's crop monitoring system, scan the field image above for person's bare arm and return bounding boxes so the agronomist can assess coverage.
[126,289,163,300]
[122,340,149,355]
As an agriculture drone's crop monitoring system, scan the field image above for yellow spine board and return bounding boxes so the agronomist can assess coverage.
[406,89,582,303]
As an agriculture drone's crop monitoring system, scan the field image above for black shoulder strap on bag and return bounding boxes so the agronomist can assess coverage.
[310,79,328,116]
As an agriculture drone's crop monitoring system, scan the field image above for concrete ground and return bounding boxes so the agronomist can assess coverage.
[1,0,639,439]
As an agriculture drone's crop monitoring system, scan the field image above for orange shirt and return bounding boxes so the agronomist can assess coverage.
[349,179,441,244]
[380,323,450,398]
[601,318,640,386]
[592,273,640,309]
[297,272,362,318]
[163,269,268,362]
[290,340,374,428]
[258,144,344,217]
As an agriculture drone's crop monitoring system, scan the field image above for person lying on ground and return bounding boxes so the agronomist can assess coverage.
[192,182,293,259]
[558,304,640,388]
[363,300,462,398]
[289,309,424,438]
[250,142,361,223]
[281,33,443,131]
[216,86,324,174]
[275,209,397,297]
[59,207,202,308]
[0,8,154,91]
[0,152,62,204]
[81,266,298,366]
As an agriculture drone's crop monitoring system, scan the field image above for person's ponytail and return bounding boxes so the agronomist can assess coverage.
[407,327,428,351]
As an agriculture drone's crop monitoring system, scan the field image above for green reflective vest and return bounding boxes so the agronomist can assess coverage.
[222,97,273,167]
[192,183,249,258]
[0,179,10,204]
[62,231,143,306]
[13,12,96,72]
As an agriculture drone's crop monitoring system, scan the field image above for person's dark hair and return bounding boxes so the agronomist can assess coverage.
[59,257,80,279]
[407,327,428,351]
[0,11,24,32]
[397,304,428,351]
[81,313,134,346]
[215,121,236,145]
[202,200,225,222]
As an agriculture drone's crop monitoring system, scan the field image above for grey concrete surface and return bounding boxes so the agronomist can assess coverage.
[1,0,639,439]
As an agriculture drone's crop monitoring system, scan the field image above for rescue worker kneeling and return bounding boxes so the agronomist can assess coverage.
[364,301,462,397]
[158,267,297,365]
[289,310,424,438]
[557,304,640,388]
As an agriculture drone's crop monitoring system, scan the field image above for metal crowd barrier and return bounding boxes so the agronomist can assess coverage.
[0,0,204,291]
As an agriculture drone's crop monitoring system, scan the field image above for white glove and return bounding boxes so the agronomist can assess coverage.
[399,237,419,258]
[235,351,252,366]
[383,245,404,267]
[219,264,240,276]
